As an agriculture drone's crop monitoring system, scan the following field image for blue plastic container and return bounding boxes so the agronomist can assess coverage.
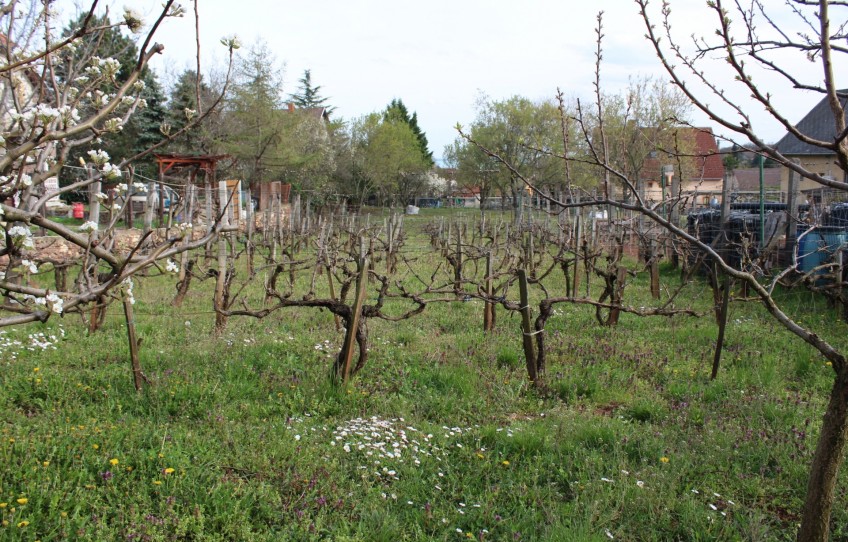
[797,226,848,281]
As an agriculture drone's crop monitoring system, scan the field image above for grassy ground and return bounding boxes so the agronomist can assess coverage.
[0,209,846,541]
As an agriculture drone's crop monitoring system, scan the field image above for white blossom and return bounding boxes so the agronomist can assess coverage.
[220,34,242,51]
[123,8,145,33]
[101,163,122,180]
[184,108,196,121]
[20,259,38,273]
[121,278,135,304]
[103,117,123,133]
[45,293,63,314]
[101,57,121,78]
[167,3,186,17]
[8,226,34,249]
[33,104,61,124]
[165,259,179,274]
[78,221,98,233]
[87,149,110,165]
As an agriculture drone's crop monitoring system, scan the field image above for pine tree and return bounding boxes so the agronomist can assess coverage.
[289,69,333,113]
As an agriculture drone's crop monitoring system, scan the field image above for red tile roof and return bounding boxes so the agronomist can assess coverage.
[641,127,725,181]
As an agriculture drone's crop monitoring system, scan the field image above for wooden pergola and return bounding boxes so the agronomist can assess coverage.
[154,154,230,185]
[152,154,232,228]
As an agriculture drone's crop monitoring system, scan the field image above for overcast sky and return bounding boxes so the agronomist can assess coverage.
[60,1,846,163]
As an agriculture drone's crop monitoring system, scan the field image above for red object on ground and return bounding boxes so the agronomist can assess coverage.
[72,202,84,218]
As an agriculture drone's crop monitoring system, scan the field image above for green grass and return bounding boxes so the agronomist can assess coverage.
[0,208,846,540]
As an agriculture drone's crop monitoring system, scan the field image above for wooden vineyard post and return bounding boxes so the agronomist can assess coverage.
[327,263,342,332]
[517,269,538,386]
[214,181,230,333]
[246,185,255,277]
[337,256,369,385]
[454,225,463,292]
[650,240,660,299]
[711,273,732,380]
[122,289,145,391]
[143,180,156,236]
[572,214,582,295]
[483,250,496,332]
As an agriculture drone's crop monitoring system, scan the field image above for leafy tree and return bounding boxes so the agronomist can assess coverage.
[220,41,288,186]
[385,99,434,167]
[451,95,563,221]
[349,112,430,206]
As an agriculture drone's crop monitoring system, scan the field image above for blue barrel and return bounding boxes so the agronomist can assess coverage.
[798,226,848,281]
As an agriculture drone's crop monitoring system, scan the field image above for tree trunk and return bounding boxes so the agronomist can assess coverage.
[797,366,848,542]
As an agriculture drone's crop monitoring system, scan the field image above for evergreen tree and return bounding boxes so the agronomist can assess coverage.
[289,69,333,113]
[384,99,434,167]
[165,70,216,154]
[59,13,167,181]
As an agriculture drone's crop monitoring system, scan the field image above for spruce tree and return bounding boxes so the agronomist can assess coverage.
[59,13,167,181]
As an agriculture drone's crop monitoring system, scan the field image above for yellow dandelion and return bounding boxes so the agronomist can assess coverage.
[502,460,510,466]
[125,466,133,472]
[826,361,833,367]
[1,520,7,526]
[163,468,175,475]
[0,503,6,508]
[16,498,27,505]
[110,458,119,466]
[33,368,39,373]
[42,461,49,467]
[8,438,14,444]
[35,379,41,384]
[660,456,670,463]
[17,521,29,528]
[60,512,67,518]
[476,453,485,459]
[152,480,162,486]
[92,444,99,450]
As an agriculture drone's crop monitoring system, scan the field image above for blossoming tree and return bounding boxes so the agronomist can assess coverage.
[0,1,237,334]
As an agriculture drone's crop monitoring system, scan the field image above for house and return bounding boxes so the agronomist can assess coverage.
[774,91,848,204]
[731,167,781,202]
[640,127,726,208]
